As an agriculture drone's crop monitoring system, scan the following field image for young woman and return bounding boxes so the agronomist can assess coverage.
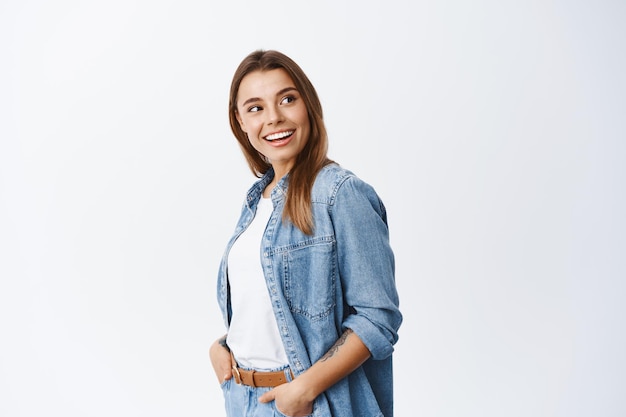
[209,50,402,417]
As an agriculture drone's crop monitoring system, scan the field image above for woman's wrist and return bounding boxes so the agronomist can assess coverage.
[292,371,323,403]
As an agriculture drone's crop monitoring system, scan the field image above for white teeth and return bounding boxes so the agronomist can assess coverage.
[265,130,294,141]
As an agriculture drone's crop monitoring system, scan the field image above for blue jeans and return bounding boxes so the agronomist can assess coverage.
[221,366,311,417]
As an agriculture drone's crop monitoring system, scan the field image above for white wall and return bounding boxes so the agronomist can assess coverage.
[1,1,624,416]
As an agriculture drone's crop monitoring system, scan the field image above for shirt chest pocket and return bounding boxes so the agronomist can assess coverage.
[281,240,336,321]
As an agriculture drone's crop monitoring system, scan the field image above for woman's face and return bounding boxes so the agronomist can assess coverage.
[236,68,310,177]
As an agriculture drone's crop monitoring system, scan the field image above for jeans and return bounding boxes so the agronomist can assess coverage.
[221,366,311,417]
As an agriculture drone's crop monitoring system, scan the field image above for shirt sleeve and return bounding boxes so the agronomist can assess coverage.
[330,175,402,360]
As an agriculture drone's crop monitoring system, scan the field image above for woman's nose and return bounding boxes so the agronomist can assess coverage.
[266,106,284,125]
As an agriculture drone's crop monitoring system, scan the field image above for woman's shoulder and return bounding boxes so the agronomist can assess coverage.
[314,162,352,190]
[312,163,375,203]
[316,162,353,182]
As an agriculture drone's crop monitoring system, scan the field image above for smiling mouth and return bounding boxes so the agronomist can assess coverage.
[264,130,294,141]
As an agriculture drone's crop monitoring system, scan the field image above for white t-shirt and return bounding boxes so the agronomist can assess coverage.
[226,196,289,369]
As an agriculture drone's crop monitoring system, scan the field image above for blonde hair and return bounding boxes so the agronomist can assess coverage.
[229,50,332,234]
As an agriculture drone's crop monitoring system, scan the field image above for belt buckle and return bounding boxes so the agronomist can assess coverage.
[232,365,242,385]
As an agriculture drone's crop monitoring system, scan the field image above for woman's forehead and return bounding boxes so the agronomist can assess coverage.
[238,69,296,99]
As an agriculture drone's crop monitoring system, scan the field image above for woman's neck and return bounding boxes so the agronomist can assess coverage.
[263,168,287,198]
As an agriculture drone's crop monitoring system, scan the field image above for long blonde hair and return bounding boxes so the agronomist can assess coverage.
[229,50,332,235]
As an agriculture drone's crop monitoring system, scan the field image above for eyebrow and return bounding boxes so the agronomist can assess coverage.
[240,87,298,108]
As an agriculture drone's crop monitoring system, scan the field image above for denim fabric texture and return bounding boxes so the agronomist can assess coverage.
[222,366,301,417]
[217,163,402,417]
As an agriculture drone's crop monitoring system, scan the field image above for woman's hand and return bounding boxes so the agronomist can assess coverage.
[209,336,232,384]
[259,378,314,417]
[258,329,369,416]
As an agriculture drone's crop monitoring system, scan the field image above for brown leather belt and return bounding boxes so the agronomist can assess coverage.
[230,352,293,388]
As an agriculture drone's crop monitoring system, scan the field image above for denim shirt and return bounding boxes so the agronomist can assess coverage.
[217,163,402,417]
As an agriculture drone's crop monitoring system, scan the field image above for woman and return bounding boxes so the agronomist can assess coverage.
[210,49,402,417]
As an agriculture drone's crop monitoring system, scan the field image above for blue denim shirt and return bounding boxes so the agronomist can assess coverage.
[217,163,402,417]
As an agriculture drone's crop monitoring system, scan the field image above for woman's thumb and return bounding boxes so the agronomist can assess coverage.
[258,389,275,404]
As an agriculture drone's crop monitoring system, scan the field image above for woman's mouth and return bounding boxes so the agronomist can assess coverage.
[264,130,294,141]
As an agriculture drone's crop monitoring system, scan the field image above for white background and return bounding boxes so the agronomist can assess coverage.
[1,1,625,416]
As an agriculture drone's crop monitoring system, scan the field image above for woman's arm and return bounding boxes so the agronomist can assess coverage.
[209,335,233,384]
[259,328,370,416]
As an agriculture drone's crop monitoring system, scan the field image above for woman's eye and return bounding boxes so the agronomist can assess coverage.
[281,96,296,105]
[248,105,262,112]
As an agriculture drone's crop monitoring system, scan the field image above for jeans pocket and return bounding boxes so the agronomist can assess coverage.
[220,377,231,390]
[274,403,313,417]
